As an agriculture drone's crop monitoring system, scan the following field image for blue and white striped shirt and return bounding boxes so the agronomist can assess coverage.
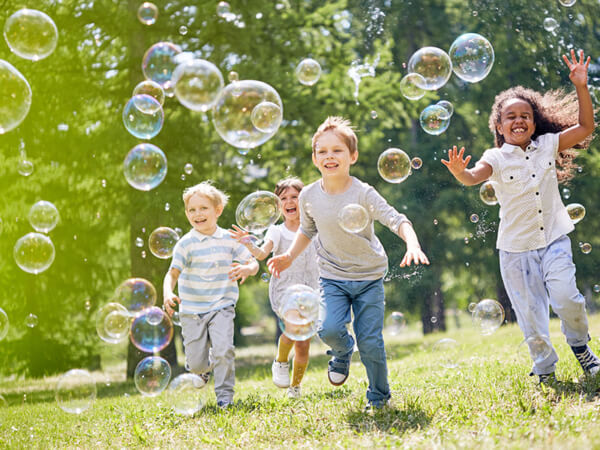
[170,226,253,314]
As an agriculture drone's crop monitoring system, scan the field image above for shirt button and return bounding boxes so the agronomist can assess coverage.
[525,156,529,160]
[540,227,544,230]
[538,210,542,213]
[532,174,535,178]
[536,192,539,195]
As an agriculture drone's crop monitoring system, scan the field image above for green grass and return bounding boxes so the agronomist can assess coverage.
[2,314,600,449]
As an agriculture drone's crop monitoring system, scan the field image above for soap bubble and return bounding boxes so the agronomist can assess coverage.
[251,101,283,133]
[166,373,206,416]
[134,356,171,397]
[468,302,477,313]
[295,58,321,86]
[0,60,32,134]
[566,203,585,224]
[123,143,167,191]
[436,100,454,119]
[449,33,495,83]
[130,306,173,353]
[472,299,504,335]
[562,188,571,200]
[558,0,576,6]
[114,278,157,313]
[385,311,406,336]
[25,313,38,328]
[184,163,193,175]
[171,311,181,327]
[55,369,96,414]
[18,159,34,176]
[217,1,235,21]
[543,17,559,32]
[172,59,224,112]
[470,214,479,223]
[0,308,8,341]
[137,2,158,25]
[420,104,451,135]
[235,191,281,233]
[14,232,55,274]
[399,73,426,100]
[3,9,58,61]
[148,227,179,259]
[135,237,144,248]
[370,110,378,119]
[142,42,182,91]
[432,338,460,369]
[594,284,600,293]
[212,80,283,149]
[28,200,59,233]
[407,47,452,90]
[278,285,320,341]
[581,243,592,254]
[96,302,130,344]
[338,204,369,233]
[479,181,498,205]
[411,157,423,170]
[261,272,270,282]
[228,71,239,82]
[520,335,553,365]
[132,80,164,113]
[122,95,164,139]
[377,148,411,183]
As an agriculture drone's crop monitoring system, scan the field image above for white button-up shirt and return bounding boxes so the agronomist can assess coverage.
[480,133,574,252]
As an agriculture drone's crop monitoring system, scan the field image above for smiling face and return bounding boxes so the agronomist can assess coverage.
[185,193,223,235]
[496,98,536,150]
[278,186,301,222]
[312,130,358,178]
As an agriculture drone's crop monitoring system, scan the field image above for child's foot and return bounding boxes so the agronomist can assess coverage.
[272,360,290,388]
[364,399,391,414]
[326,350,352,386]
[571,345,600,376]
[193,372,210,388]
[287,385,301,399]
[217,399,233,409]
[538,372,556,385]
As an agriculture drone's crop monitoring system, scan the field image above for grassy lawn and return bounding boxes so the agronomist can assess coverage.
[2,314,600,449]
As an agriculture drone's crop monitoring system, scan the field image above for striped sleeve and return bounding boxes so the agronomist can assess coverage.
[170,238,188,272]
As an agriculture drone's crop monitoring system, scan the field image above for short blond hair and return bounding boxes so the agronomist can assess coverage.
[311,116,358,155]
[182,181,229,209]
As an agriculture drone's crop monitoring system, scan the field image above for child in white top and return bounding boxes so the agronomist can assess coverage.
[442,50,597,383]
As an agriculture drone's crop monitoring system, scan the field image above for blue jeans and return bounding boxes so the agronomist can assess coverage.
[318,278,390,404]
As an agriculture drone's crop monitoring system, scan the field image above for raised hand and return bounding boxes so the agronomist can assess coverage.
[441,146,471,177]
[562,49,590,88]
[267,253,292,278]
[228,262,252,284]
[228,224,251,243]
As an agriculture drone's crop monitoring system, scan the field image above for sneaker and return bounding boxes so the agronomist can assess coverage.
[272,360,290,388]
[571,345,600,376]
[364,399,391,413]
[529,371,556,385]
[287,386,301,399]
[327,350,352,386]
[192,372,210,388]
[217,400,233,409]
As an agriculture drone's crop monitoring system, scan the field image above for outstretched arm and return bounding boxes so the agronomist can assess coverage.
[163,268,181,317]
[558,49,595,152]
[228,224,274,261]
[441,146,492,186]
[267,231,311,277]
[397,222,430,267]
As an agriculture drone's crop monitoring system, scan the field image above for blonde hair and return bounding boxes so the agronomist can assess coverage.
[274,177,304,197]
[311,116,358,155]
[182,181,229,209]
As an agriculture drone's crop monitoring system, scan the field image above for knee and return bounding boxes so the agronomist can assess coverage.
[318,323,346,344]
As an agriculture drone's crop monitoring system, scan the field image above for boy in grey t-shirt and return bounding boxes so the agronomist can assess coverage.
[268,117,429,411]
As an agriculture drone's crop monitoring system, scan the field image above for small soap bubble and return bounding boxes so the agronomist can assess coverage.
[25,313,38,328]
[470,214,479,224]
[179,26,188,35]
[278,285,319,341]
[84,300,91,311]
[543,17,559,32]
[399,73,426,100]
[432,338,459,369]
[370,110,378,119]
[134,356,171,397]
[338,204,369,233]
[479,181,498,205]
[96,302,130,343]
[385,312,406,336]
[174,227,182,237]
[566,203,585,224]
[172,59,224,112]
[4,9,58,61]
[142,42,182,92]
[137,2,159,25]
[14,232,55,274]
[18,160,34,176]
[593,284,600,293]
[581,243,592,254]
[410,157,423,170]
[251,101,283,133]
[436,100,454,119]
[122,95,164,139]
[430,316,437,323]
[123,144,167,191]
[235,191,281,233]
[28,200,59,233]
[141,250,147,258]
[55,369,96,414]
[260,272,270,282]
[184,163,193,174]
[131,306,173,353]
[464,237,469,244]
[377,148,411,183]
[420,104,451,135]
[171,311,181,327]
[295,58,321,86]
[135,237,144,247]
[0,308,9,341]
[132,80,165,112]
[181,174,186,181]
[217,1,236,21]
[164,203,170,211]
[0,60,32,134]
[433,219,438,225]
[449,33,495,83]
[558,0,576,6]
[228,71,239,82]
[148,227,179,259]
[407,47,452,90]
[472,299,504,335]
[562,188,571,199]
[468,302,477,313]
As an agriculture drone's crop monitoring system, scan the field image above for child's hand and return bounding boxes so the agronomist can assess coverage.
[229,262,253,284]
[441,146,471,177]
[163,292,180,317]
[228,224,252,244]
[400,246,430,267]
[267,253,292,278]
[562,49,590,89]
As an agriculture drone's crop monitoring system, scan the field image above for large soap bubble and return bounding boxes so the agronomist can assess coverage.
[55,369,96,414]
[566,203,585,224]
[134,356,171,397]
[172,59,224,112]
[122,95,164,139]
[295,58,322,86]
[377,148,411,183]
[3,9,58,61]
[115,278,157,313]
[420,104,451,135]
[399,73,426,100]
[0,60,32,134]
[14,232,55,274]
[338,204,369,233]
[407,47,452,90]
[278,285,320,341]
[384,311,406,336]
[212,80,283,149]
[166,373,206,416]
[0,308,8,341]
[251,101,282,133]
[137,2,158,25]
[28,200,59,233]
[142,42,182,91]
[96,302,131,344]
[235,191,281,233]
[132,80,165,113]
[123,143,167,191]
[148,227,179,259]
[449,33,494,83]
[479,181,498,205]
[472,299,504,335]
[130,306,173,353]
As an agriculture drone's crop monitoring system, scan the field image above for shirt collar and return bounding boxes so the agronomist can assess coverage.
[192,226,225,241]
[499,136,541,154]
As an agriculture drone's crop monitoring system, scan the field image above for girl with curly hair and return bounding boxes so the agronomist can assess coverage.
[442,50,596,384]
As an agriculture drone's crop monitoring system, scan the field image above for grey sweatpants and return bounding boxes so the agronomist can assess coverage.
[180,306,235,403]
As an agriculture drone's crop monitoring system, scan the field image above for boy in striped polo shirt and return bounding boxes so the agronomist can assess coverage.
[163,181,258,408]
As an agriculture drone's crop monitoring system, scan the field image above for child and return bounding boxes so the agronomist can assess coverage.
[268,117,429,411]
[441,50,597,383]
[229,177,320,399]
[163,181,258,408]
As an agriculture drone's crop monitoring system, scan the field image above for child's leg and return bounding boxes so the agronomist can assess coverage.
[180,314,211,374]
[352,279,390,405]
[276,333,294,362]
[499,249,558,375]
[207,306,236,404]
[318,278,354,358]
[291,339,310,387]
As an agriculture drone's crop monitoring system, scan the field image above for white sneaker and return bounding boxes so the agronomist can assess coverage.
[287,386,301,399]
[272,360,290,388]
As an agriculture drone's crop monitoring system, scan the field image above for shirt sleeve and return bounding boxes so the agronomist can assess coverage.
[169,239,187,272]
[264,224,280,251]
[541,132,560,159]
[480,149,499,182]
[299,189,317,239]
[364,185,412,234]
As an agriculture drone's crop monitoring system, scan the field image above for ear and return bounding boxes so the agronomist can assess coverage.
[496,124,503,136]
[350,150,359,165]
[312,152,317,166]
[215,204,224,218]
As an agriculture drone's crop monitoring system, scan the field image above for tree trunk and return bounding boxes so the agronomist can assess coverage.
[421,285,446,334]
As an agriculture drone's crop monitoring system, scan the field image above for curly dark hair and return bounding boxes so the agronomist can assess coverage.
[488,86,594,183]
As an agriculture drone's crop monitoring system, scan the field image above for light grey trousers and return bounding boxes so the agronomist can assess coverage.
[180,306,235,403]
[499,235,589,375]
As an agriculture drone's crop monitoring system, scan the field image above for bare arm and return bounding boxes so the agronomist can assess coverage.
[441,146,492,186]
[267,231,312,277]
[163,267,181,316]
[228,224,274,260]
[397,221,430,267]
